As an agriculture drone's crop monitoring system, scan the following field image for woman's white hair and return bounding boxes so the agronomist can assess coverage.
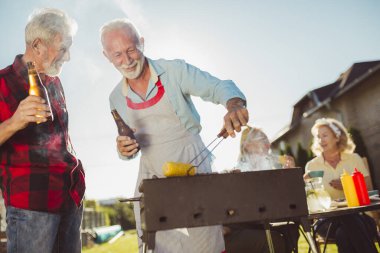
[100,18,142,49]
[25,8,77,45]
[311,117,355,155]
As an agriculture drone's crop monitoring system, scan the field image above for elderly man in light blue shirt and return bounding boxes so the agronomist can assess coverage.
[101,18,249,253]
[110,57,247,140]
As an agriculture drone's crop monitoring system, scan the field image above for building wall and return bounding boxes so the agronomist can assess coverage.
[272,109,337,157]
[272,70,380,188]
[331,70,380,188]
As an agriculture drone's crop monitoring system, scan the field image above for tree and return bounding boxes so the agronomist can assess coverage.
[84,199,100,211]
[284,143,294,158]
[113,202,136,230]
[348,127,369,158]
[296,142,308,170]
[348,127,375,188]
[101,203,136,230]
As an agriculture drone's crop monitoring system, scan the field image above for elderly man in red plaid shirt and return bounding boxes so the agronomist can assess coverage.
[0,8,85,253]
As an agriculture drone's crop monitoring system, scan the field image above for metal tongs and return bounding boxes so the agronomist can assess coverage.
[119,129,228,203]
[184,128,228,175]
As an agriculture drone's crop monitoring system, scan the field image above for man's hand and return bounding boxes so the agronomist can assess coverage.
[117,135,139,157]
[9,95,51,131]
[0,95,51,146]
[279,155,296,168]
[222,97,248,137]
[329,179,343,190]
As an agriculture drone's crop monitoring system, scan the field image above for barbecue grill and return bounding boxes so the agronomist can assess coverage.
[136,168,318,253]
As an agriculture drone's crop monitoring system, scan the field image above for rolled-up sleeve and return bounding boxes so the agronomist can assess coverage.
[177,60,246,107]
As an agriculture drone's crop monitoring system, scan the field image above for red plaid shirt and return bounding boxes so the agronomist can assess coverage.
[0,55,85,213]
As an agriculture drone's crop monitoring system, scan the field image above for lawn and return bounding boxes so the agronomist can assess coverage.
[82,229,335,253]
[83,230,138,253]
[83,229,379,253]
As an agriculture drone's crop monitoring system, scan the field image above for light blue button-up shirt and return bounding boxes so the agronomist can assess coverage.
[109,57,246,135]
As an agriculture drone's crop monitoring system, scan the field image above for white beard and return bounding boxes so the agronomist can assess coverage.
[43,61,63,77]
[118,56,145,79]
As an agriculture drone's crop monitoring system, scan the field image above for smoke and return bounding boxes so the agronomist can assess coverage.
[113,0,149,29]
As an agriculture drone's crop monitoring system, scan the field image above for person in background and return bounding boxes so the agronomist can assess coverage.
[0,8,85,253]
[100,18,249,253]
[237,126,295,171]
[305,117,377,253]
[224,126,299,253]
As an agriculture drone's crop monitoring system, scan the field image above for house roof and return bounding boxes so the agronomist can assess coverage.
[340,61,380,90]
[293,81,339,109]
[272,60,380,144]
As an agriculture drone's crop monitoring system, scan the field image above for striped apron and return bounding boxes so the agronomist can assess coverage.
[125,78,225,253]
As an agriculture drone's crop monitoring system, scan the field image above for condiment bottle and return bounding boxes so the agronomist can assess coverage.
[340,169,359,207]
[111,109,140,152]
[27,61,54,123]
[352,168,370,206]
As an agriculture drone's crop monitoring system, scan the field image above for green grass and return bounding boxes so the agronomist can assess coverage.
[297,231,338,252]
[83,229,379,253]
[298,231,379,252]
[83,229,332,253]
[83,230,138,253]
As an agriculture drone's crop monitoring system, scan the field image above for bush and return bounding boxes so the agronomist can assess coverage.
[296,142,308,170]
[348,127,369,158]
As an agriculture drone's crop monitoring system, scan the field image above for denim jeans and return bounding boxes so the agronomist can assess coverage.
[6,201,83,253]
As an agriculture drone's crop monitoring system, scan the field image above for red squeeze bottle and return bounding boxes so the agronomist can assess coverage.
[352,168,370,206]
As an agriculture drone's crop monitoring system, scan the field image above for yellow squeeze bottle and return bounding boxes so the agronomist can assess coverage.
[340,169,359,207]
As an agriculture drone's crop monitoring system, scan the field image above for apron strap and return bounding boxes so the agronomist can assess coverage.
[126,77,165,110]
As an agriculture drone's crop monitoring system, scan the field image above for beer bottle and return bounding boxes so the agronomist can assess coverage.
[27,61,54,123]
[111,109,140,152]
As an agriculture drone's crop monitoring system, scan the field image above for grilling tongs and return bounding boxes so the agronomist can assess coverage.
[119,129,228,203]
[184,128,228,175]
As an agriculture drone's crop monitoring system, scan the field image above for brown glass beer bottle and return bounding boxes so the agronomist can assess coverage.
[111,109,140,152]
[27,61,54,123]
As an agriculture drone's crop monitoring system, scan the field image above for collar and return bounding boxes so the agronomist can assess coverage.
[12,54,28,81]
[12,54,56,84]
[318,152,350,164]
[121,58,164,97]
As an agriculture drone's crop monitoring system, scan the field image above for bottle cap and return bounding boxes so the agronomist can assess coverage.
[341,169,348,177]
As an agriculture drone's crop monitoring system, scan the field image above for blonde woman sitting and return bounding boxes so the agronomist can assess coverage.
[305,118,377,253]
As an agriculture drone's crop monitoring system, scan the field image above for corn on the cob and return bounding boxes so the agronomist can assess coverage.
[162,162,197,177]
[278,155,287,166]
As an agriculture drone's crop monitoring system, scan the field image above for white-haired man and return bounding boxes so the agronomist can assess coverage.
[0,8,85,253]
[101,18,249,253]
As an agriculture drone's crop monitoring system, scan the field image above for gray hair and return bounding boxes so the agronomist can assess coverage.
[25,8,77,45]
[100,18,142,48]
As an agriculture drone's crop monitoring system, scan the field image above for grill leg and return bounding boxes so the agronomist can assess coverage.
[143,243,154,253]
[300,217,319,253]
[264,223,275,253]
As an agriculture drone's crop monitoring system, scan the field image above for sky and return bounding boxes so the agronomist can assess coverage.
[1,0,379,200]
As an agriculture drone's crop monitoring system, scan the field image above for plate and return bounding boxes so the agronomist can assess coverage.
[369,195,380,201]
[331,200,347,207]
[368,190,379,196]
